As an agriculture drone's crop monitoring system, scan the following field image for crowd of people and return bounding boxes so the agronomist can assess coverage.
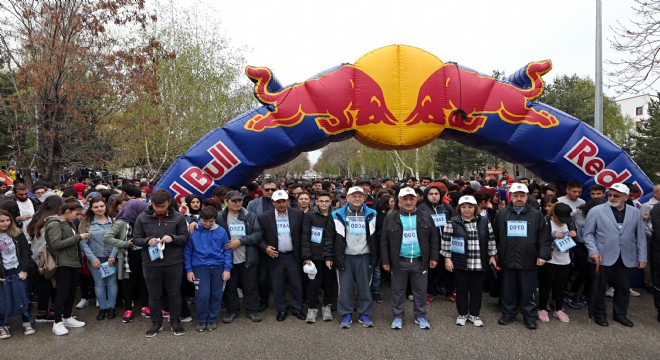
[0,171,658,339]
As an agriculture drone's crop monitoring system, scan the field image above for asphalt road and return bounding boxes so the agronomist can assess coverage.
[2,285,659,360]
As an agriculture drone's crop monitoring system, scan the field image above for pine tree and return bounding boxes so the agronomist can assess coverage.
[633,94,660,183]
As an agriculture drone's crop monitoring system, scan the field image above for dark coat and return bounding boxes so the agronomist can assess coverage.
[380,210,439,272]
[259,207,304,263]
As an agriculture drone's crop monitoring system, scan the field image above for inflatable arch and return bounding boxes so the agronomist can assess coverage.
[155,45,654,203]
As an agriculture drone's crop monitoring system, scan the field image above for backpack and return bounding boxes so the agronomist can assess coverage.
[37,247,57,279]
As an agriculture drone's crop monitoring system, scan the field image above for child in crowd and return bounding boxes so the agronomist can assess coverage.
[183,207,232,332]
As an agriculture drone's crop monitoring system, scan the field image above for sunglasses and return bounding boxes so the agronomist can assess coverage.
[263,188,277,192]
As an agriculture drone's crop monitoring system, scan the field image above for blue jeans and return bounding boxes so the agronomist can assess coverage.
[193,266,225,323]
[88,257,118,309]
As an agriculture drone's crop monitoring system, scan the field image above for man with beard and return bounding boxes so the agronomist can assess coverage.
[583,183,647,327]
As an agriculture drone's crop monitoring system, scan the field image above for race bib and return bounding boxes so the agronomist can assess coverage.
[148,243,164,261]
[507,221,528,237]
[98,262,116,279]
[228,221,246,238]
[402,229,418,245]
[431,213,447,227]
[451,237,465,254]
[554,236,577,253]
[311,226,323,244]
[276,219,290,235]
[348,218,366,235]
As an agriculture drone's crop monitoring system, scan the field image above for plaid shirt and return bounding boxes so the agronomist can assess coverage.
[441,217,496,271]
[123,223,134,274]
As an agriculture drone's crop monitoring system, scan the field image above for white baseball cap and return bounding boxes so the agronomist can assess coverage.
[608,183,630,195]
[458,195,477,205]
[347,186,365,196]
[398,187,417,199]
[303,262,318,280]
[509,183,529,194]
[271,190,289,201]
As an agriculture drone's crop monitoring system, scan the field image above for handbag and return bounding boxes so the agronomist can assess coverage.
[38,247,58,279]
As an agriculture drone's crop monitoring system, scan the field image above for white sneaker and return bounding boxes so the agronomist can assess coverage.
[52,322,69,336]
[629,289,641,297]
[456,315,467,326]
[468,315,484,327]
[605,287,615,298]
[96,300,99,308]
[62,317,86,328]
[75,299,89,309]
[407,295,414,301]
[322,305,333,321]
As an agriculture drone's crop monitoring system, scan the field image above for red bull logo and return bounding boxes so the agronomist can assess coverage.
[404,60,558,132]
[244,65,396,134]
[243,45,559,149]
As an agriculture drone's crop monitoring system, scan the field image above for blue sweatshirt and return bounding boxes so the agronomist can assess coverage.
[183,223,232,273]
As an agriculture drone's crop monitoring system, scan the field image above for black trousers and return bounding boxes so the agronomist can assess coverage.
[268,253,303,313]
[651,236,660,313]
[143,263,183,323]
[225,262,259,314]
[53,267,79,322]
[122,249,149,311]
[258,251,270,305]
[591,256,633,318]
[454,269,485,316]
[538,263,571,311]
[36,273,56,312]
[569,242,591,297]
[307,259,335,309]
[500,267,538,321]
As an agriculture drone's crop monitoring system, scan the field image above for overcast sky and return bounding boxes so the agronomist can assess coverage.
[172,0,648,164]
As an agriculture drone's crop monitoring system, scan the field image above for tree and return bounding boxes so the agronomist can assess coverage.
[0,0,158,183]
[100,1,255,179]
[632,94,660,183]
[434,140,488,179]
[267,153,310,178]
[539,75,630,144]
[608,0,660,94]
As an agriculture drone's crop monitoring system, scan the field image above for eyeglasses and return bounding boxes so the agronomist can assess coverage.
[608,193,624,198]
[263,188,277,192]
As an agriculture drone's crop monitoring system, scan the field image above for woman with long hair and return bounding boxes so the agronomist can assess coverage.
[0,209,36,339]
[79,198,117,321]
[46,200,90,336]
[103,199,149,323]
[26,196,62,323]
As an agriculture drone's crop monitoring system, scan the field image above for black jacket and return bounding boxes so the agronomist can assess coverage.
[132,207,189,267]
[323,203,379,270]
[444,215,492,271]
[259,207,304,263]
[492,203,552,269]
[301,205,334,261]
[380,210,439,272]
[216,207,262,268]
[0,233,35,278]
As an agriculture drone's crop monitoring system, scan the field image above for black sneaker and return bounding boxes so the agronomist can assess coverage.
[222,312,238,324]
[107,308,117,320]
[171,320,186,336]
[206,322,217,331]
[248,313,262,322]
[96,309,107,321]
[195,323,206,332]
[145,323,163,338]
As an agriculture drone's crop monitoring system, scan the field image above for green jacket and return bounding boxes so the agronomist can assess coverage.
[45,216,82,268]
[103,220,130,280]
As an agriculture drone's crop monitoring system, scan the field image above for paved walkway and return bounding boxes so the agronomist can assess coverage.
[2,286,659,360]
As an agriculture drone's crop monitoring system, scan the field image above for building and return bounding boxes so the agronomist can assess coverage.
[615,94,658,125]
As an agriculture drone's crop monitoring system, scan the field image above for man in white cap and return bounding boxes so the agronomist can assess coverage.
[380,187,438,330]
[583,183,647,327]
[324,186,378,329]
[492,183,551,330]
[258,190,306,321]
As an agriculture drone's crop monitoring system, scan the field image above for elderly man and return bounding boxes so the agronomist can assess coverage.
[583,183,647,327]
[492,183,551,330]
[324,186,378,329]
[380,188,438,330]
